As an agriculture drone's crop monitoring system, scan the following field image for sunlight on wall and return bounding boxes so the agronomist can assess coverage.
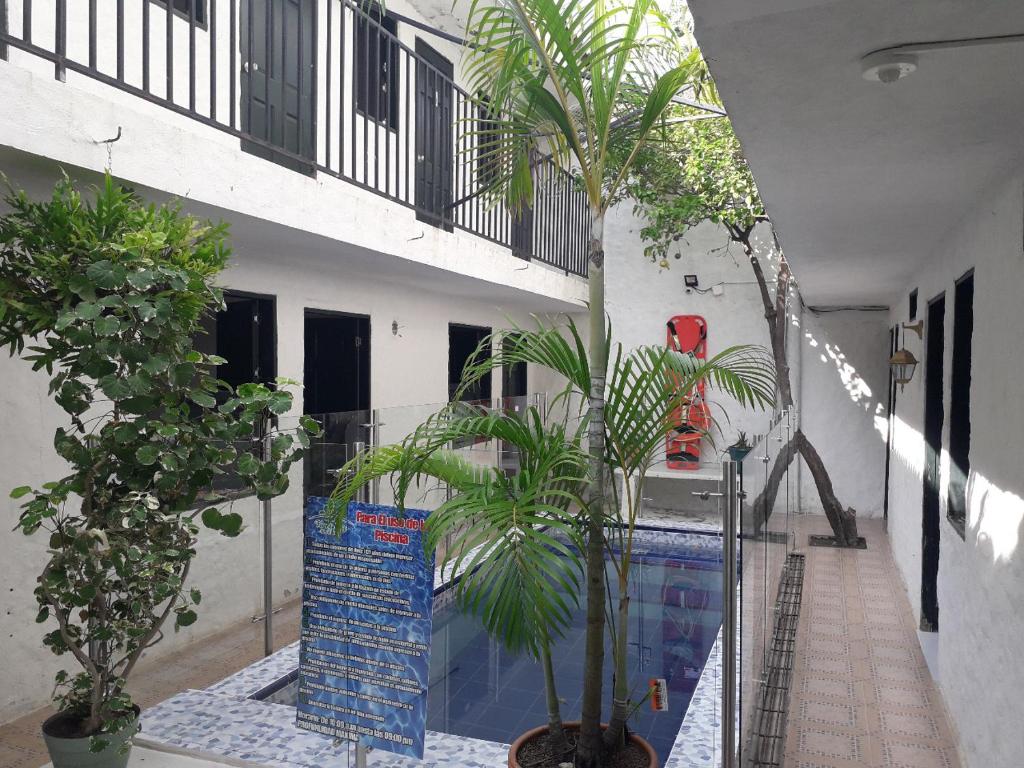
[970,471,1024,565]
[891,415,925,481]
[803,330,886,440]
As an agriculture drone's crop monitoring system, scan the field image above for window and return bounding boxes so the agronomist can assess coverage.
[449,324,492,403]
[909,288,918,321]
[355,4,399,130]
[151,0,207,26]
[947,270,974,537]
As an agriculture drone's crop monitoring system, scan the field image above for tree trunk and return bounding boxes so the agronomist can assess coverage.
[541,643,570,756]
[576,209,608,768]
[602,581,630,751]
[735,229,859,545]
[751,432,800,534]
[751,430,858,545]
[798,431,859,545]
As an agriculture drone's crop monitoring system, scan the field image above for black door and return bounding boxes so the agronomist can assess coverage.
[415,39,454,230]
[502,335,528,401]
[303,311,371,498]
[883,325,898,528]
[921,295,945,632]
[241,0,316,173]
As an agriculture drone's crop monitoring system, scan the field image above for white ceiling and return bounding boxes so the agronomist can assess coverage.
[687,0,1024,305]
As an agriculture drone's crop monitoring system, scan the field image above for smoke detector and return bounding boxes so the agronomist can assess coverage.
[861,51,918,83]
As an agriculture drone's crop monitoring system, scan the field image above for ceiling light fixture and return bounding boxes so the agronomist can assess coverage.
[861,32,1024,83]
[861,51,918,83]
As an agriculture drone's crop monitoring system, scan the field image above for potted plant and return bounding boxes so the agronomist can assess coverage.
[727,431,753,462]
[333,318,773,767]
[0,174,318,767]
[448,0,747,763]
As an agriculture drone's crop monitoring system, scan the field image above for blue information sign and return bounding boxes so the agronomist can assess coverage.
[297,499,435,759]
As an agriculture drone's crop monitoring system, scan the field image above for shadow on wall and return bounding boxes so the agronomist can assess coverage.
[969,470,1024,567]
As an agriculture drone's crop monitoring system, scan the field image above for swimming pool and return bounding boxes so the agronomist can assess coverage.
[253,528,723,763]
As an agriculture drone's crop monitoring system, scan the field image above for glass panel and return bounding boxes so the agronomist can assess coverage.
[736,410,795,763]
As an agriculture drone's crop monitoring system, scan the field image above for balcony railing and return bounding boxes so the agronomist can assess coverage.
[0,0,590,277]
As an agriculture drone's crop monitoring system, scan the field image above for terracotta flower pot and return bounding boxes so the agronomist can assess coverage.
[508,721,660,768]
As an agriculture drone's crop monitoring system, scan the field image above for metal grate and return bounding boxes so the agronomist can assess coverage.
[746,552,805,768]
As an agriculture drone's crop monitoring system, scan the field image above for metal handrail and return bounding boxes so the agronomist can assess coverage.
[0,0,590,276]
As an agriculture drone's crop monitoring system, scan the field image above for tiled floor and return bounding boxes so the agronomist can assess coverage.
[0,600,301,768]
[784,516,961,768]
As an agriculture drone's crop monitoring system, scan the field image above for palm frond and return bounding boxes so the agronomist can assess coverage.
[455,316,593,406]
[604,344,775,478]
[328,403,590,656]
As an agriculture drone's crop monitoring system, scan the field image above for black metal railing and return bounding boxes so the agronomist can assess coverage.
[0,0,590,277]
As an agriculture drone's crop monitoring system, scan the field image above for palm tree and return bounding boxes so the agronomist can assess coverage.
[459,1,711,761]
[332,319,774,765]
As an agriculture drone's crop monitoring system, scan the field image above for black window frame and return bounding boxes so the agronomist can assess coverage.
[355,2,400,131]
[150,0,208,29]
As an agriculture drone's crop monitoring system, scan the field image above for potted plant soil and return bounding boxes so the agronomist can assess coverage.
[0,174,317,767]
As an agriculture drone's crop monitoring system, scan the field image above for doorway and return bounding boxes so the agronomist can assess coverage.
[920,294,945,632]
[240,0,317,172]
[415,39,454,230]
[304,310,371,497]
[449,324,491,403]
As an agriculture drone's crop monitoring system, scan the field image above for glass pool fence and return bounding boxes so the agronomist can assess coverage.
[224,400,797,766]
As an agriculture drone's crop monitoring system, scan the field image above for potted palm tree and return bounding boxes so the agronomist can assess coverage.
[0,175,318,768]
[426,0,754,764]
[332,318,773,767]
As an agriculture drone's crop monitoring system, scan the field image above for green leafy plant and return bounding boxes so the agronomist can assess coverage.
[332,318,774,765]
[0,174,319,748]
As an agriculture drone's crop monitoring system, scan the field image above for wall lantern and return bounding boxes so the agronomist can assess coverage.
[888,320,924,389]
[889,348,919,389]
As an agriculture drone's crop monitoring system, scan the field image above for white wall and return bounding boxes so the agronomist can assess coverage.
[0,167,582,723]
[604,206,775,460]
[886,170,1024,768]
[797,307,889,518]
[604,204,888,519]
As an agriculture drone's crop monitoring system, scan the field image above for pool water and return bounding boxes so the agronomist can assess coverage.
[257,530,722,762]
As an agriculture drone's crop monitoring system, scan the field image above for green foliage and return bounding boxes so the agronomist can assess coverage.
[331,404,589,657]
[462,0,702,216]
[615,105,765,263]
[0,174,317,738]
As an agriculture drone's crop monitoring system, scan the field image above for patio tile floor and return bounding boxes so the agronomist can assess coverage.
[784,516,961,768]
